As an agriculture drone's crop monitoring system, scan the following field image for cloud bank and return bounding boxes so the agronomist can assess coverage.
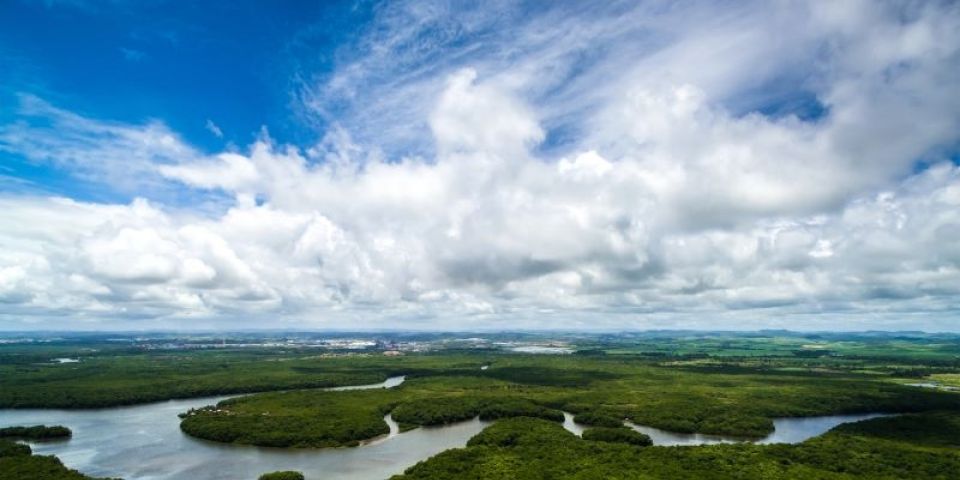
[1,0,959,330]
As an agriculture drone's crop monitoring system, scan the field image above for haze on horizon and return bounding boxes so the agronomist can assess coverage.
[1,0,959,332]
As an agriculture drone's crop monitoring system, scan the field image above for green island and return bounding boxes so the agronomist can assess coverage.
[581,426,653,446]
[0,425,72,440]
[258,471,305,480]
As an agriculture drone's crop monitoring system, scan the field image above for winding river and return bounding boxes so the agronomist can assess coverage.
[0,376,490,480]
[561,411,888,446]
[1,375,889,479]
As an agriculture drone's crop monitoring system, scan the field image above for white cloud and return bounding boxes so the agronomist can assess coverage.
[430,68,544,157]
[120,47,146,62]
[1,0,959,330]
[0,95,200,196]
[205,119,223,138]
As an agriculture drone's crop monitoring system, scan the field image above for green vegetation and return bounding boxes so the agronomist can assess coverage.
[830,411,960,448]
[0,348,399,408]
[394,412,960,479]
[0,440,30,458]
[180,387,394,447]
[180,352,959,447]
[0,439,117,480]
[4,331,958,410]
[928,373,960,387]
[572,411,622,428]
[581,426,652,446]
[0,456,118,480]
[180,375,566,447]
[257,471,304,480]
[392,396,564,426]
[585,332,960,363]
[0,425,71,440]
[3,332,960,478]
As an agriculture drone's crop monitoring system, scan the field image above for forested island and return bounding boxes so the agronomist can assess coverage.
[258,472,305,480]
[0,425,71,440]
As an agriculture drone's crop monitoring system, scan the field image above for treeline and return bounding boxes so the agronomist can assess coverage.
[572,412,622,428]
[0,440,30,458]
[581,426,652,446]
[831,411,960,448]
[612,378,959,437]
[181,385,566,448]
[258,471,304,480]
[0,350,504,409]
[0,425,71,440]
[477,365,624,387]
[179,386,399,448]
[180,408,389,448]
[392,397,563,426]
[180,355,960,449]
[0,370,389,409]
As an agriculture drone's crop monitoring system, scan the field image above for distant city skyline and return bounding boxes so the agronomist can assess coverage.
[1,0,959,331]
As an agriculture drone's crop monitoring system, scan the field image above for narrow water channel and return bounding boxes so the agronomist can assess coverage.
[559,411,889,445]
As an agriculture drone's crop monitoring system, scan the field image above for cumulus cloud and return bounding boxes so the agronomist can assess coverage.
[2,154,958,329]
[1,0,959,330]
[430,68,544,157]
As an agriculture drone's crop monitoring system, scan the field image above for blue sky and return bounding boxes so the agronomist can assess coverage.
[1,1,365,147]
[1,0,371,202]
[1,0,959,331]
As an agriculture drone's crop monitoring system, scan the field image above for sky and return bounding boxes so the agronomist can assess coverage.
[1,0,959,332]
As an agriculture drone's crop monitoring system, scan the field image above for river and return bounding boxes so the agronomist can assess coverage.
[1,376,889,479]
[560,411,888,446]
[0,376,490,480]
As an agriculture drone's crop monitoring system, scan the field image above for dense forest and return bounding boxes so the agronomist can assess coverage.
[258,471,305,480]
[393,412,960,479]
[581,426,652,446]
[0,350,398,409]
[179,354,959,447]
[2,334,959,479]
[0,425,71,440]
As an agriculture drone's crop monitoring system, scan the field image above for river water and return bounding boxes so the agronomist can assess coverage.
[0,376,490,480]
[0,375,888,479]
[560,411,888,446]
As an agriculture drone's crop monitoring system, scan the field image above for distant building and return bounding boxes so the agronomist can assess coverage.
[383,350,403,356]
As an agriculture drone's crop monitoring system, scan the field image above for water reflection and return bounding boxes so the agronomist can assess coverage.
[325,375,406,391]
[561,412,584,437]
[758,414,889,444]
